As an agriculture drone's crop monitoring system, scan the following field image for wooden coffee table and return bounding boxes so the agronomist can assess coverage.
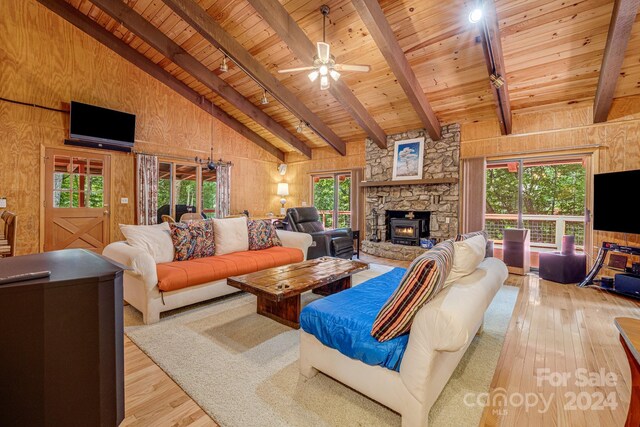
[227,257,369,329]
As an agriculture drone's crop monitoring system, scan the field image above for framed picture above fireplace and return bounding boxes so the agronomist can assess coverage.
[392,137,424,181]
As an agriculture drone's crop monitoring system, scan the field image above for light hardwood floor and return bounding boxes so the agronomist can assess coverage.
[122,337,216,426]
[122,257,639,426]
[480,274,640,427]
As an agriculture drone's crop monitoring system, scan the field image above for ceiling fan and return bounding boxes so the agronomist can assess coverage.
[277,5,371,90]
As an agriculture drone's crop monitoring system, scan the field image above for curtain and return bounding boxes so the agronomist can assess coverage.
[216,162,232,218]
[351,168,364,232]
[136,154,158,225]
[461,157,486,234]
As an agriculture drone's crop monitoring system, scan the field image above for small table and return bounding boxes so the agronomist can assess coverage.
[227,257,369,329]
[615,317,640,426]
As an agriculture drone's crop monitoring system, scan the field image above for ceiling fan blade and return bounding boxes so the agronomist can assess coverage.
[333,64,371,72]
[277,66,317,73]
[317,41,330,63]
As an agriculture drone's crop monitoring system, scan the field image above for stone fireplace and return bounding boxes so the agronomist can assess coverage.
[362,124,460,260]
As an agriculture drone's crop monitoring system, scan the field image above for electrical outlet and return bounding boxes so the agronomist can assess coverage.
[0,198,6,208]
[121,197,129,204]
[301,201,308,207]
[445,217,450,224]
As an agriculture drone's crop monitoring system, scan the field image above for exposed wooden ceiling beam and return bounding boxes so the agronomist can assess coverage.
[246,0,388,149]
[593,0,640,123]
[162,0,347,156]
[351,0,441,141]
[89,0,312,158]
[35,0,285,162]
[479,0,512,135]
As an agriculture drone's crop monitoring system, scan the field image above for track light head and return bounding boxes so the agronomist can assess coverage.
[469,7,483,23]
[219,56,228,72]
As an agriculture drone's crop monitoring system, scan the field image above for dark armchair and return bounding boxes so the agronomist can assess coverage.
[285,207,354,260]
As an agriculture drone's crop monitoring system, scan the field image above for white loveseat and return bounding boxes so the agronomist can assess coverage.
[299,257,508,427]
[103,229,312,324]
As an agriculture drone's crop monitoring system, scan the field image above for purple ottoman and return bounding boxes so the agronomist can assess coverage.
[539,251,587,284]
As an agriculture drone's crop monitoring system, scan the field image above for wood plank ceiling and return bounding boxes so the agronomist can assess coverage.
[59,0,640,156]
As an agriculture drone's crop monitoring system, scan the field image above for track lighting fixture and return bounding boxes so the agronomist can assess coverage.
[468,7,483,23]
[489,73,505,88]
[260,89,269,105]
[219,55,228,72]
[296,120,304,133]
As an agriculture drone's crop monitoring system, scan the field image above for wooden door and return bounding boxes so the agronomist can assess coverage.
[44,148,110,252]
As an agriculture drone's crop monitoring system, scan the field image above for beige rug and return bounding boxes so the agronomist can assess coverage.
[125,264,518,427]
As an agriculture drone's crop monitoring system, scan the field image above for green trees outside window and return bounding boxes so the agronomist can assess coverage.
[312,173,351,229]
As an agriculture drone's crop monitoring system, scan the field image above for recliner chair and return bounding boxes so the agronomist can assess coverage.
[285,207,354,260]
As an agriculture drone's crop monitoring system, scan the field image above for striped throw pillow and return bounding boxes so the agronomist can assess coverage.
[371,240,455,342]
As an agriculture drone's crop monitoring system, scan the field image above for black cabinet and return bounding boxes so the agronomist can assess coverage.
[0,249,125,427]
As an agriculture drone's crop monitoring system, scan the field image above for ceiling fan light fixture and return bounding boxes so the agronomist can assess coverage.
[220,55,228,72]
[276,4,370,91]
[320,75,330,90]
[317,41,330,63]
[308,70,319,82]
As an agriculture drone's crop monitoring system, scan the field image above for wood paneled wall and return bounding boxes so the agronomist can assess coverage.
[284,143,366,208]
[0,0,281,255]
[461,96,640,251]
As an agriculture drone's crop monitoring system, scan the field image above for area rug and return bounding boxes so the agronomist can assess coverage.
[125,264,519,427]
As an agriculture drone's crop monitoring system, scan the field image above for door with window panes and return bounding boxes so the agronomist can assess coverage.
[312,172,352,229]
[44,148,110,252]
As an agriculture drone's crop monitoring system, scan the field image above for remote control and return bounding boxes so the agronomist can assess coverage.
[0,271,51,285]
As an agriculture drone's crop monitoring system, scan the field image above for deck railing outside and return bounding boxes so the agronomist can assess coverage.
[485,213,585,250]
[318,210,351,229]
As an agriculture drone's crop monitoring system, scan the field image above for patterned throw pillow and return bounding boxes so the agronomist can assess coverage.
[247,220,282,251]
[169,219,215,261]
[455,230,488,242]
[371,239,455,342]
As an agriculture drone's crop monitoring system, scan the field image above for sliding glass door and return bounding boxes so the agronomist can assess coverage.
[156,161,217,223]
[486,157,587,268]
[312,172,352,229]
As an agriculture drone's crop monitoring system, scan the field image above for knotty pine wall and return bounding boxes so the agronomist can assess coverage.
[0,0,282,255]
[284,143,366,207]
[461,96,640,255]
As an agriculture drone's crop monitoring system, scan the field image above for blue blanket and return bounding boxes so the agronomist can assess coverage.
[300,267,409,371]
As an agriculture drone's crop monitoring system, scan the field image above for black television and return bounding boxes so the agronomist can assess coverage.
[67,101,136,152]
[594,169,640,234]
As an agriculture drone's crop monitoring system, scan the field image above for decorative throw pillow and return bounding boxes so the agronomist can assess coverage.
[445,234,486,286]
[247,220,282,250]
[455,230,488,242]
[169,219,215,261]
[212,217,249,255]
[371,240,455,342]
[119,222,174,263]
[455,230,491,258]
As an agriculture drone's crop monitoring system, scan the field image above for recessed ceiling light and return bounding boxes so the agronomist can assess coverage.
[469,8,483,24]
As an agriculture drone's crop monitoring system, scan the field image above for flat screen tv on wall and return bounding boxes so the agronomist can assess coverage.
[593,169,640,234]
[67,101,136,152]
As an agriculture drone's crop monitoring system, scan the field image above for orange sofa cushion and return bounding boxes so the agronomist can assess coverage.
[156,246,304,292]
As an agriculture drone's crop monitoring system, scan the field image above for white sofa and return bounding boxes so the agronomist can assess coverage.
[103,230,312,324]
[299,257,508,427]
